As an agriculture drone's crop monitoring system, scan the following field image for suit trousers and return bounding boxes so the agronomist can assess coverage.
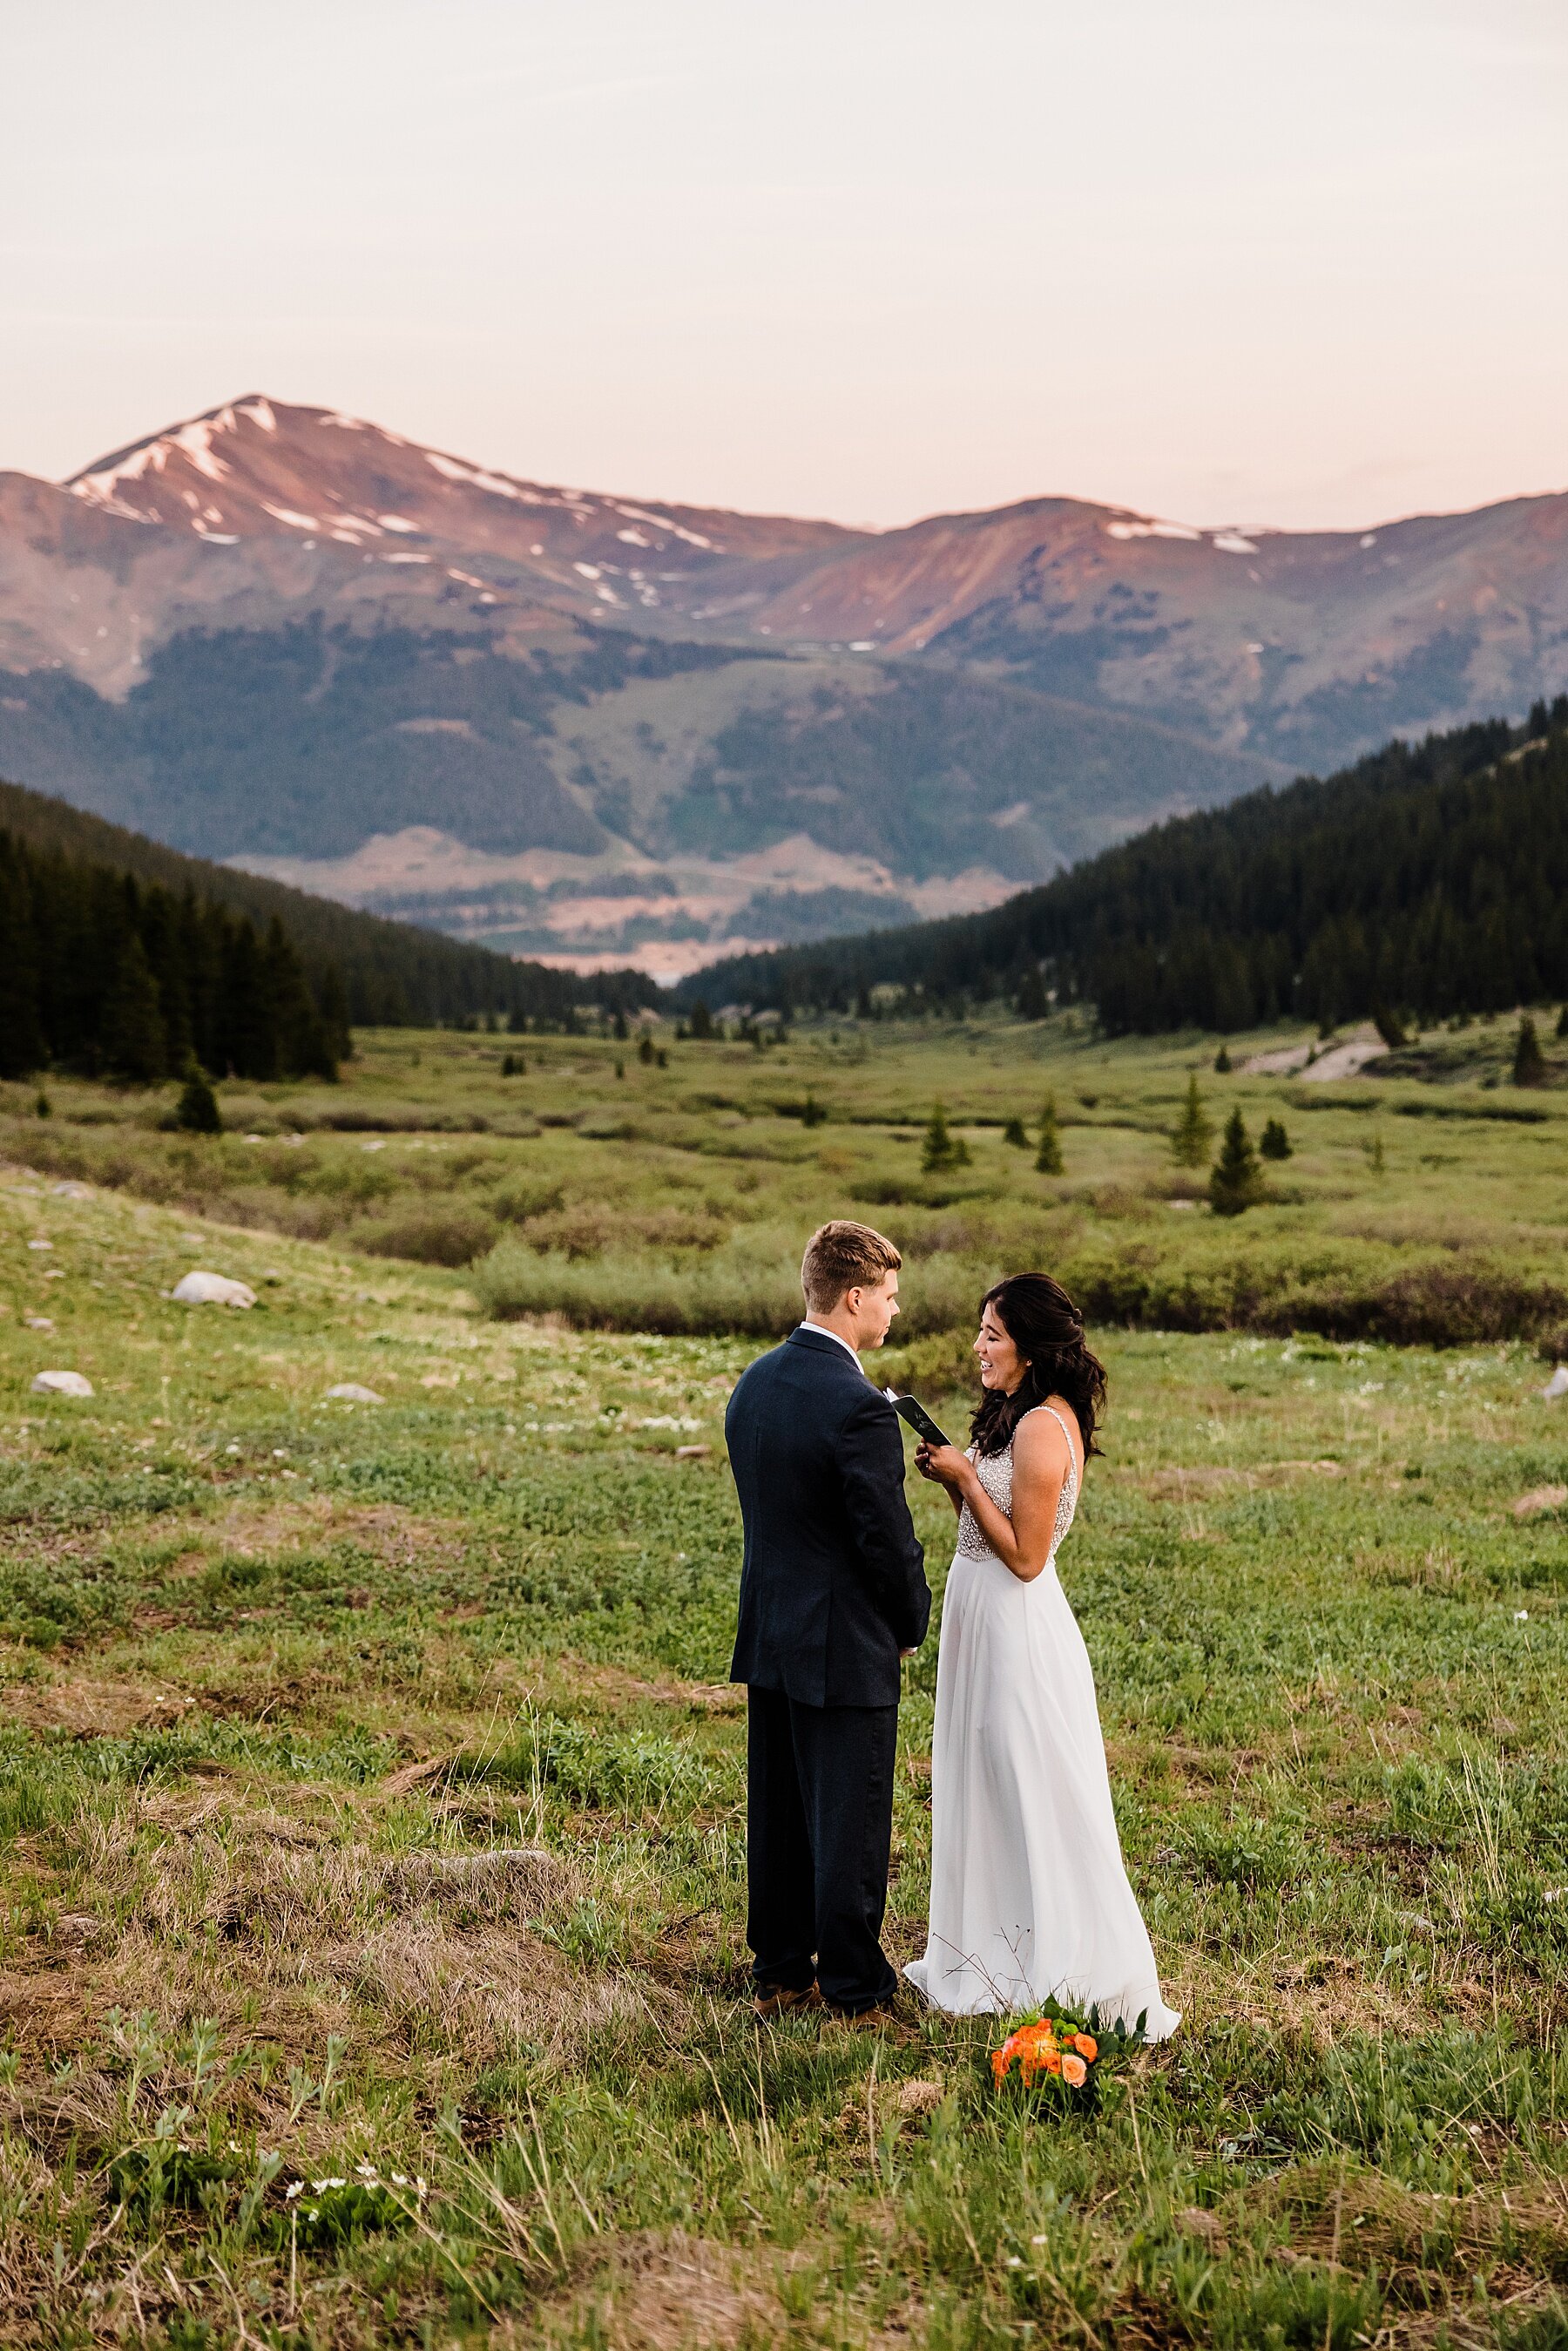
[746,1685,899,2012]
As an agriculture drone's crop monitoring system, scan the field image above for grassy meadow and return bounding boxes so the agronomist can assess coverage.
[1,1008,1567,2344]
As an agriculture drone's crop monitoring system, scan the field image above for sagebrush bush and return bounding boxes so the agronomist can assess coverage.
[474,1236,983,1337]
[355,1207,501,1266]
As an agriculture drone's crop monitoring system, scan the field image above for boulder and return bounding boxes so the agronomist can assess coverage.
[31,1370,92,1397]
[1544,1366,1568,1401]
[171,1270,257,1308]
[326,1383,383,1404]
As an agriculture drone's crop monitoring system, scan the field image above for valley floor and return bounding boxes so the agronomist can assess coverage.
[2,1127,1568,2345]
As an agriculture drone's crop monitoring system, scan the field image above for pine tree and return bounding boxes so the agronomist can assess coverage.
[102,933,166,1083]
[1209,1108,1265,1216]
[34,1088,51,1118]
[638,1032,655,1064]
[1558,1004,1568,1040]
[922,1102,970,1172]
[1171,1074,1213,1168]
[1016,967,1048,1021]
[801,1092,826,1128]
[613,1007,629,1040]
[1002,1115,1028,1148]
[173,1055,222,1135]
[1035,1095,1064,1176]
[1260,1116,1292,1161]
[689,1000,714,1040]
[1213,1044,1232,1073]
[0,862,45,1078]
[1513,1014,1547,1087]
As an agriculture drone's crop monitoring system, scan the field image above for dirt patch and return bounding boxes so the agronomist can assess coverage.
[1126,1460,1346,1504]
[0,1671,194,1738]
[531,2230,807,2351]
[544,1655,746,1718]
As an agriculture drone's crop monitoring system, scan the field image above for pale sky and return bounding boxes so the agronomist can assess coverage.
[4,0,1566,532]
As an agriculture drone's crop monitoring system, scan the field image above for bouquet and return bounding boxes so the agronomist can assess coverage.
[990,1998,1145,2107]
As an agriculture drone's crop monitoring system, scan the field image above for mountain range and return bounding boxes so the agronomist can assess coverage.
[2,393,1565,975]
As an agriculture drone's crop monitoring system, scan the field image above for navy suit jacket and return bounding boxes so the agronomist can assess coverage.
[727,1326,931,1708]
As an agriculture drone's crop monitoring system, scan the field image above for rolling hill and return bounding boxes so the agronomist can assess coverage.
[676,706,1568,1035]
[2,394,1565,972]
[0,776,653,1030]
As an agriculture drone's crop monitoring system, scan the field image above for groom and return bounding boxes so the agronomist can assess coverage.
[727,1220,931,2018]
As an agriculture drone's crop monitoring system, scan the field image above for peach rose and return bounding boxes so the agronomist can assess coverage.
[1061,2052,1088,2087]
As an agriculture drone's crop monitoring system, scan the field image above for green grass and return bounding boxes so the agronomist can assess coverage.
[7,1002,1568,1356]
[2,1015,1568,2341]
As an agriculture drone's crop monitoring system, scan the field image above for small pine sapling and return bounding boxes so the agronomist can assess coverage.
[1513,1015,1547,1087]
[1035,1096,1064,1176]
[1209,1108,1265,1216]
[1171,1074,1213,1168]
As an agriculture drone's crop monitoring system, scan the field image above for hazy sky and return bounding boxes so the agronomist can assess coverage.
[5,0,1565,530]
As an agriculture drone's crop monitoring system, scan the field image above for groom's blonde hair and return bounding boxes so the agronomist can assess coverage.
[801,1220,902,1314]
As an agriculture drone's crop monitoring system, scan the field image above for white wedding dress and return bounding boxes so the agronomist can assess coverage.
[905,1403,1180,2035]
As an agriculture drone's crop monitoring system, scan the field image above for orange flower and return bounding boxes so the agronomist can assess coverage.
[1072,2034,1098,2063]
[1061,2052,1088,2087]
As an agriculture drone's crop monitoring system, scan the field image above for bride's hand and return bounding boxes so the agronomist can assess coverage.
[916,1440,970,1492]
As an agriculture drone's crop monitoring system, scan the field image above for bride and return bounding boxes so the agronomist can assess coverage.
[903,1273,1179,2036]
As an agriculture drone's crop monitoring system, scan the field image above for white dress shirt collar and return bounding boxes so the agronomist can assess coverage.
[797,1318,864,1367]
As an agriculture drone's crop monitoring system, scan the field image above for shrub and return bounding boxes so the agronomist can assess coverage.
[1260,1116,1292,1161]
[355,1207,500,1266]
[475,1236,978,1338]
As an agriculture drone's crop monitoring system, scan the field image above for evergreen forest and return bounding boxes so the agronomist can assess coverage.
[0,827,349,1083]
[0,776,657,1052]
[682,701,1568,1032]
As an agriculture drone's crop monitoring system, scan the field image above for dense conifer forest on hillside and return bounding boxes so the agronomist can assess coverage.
[0,777,656,1051]
[683,701,1568,1032]
[0,829,348,1083]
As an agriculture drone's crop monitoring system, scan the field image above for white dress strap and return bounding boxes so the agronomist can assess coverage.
[1032,1401,1081,1507]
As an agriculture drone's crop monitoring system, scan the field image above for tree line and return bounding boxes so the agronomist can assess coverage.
[0,829,352,1082]
[0,776,658,1033]
[679,702,1568,1033]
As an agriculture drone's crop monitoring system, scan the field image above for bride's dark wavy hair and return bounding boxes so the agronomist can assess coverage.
[970,1273,1108,1460]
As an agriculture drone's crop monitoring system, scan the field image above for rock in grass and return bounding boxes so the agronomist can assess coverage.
[1544,1366,1568,1401]
[171,1271,257,1308]
[31,1370,92,1397]
[50,1181,91,1200]
[674,1443,712,1460]
[325,1382,383,1404]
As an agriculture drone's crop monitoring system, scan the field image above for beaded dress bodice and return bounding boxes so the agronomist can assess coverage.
[954,1402,1080,1566]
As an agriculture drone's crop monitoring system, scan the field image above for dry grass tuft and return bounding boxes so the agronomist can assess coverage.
[531,2229,805,2351]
